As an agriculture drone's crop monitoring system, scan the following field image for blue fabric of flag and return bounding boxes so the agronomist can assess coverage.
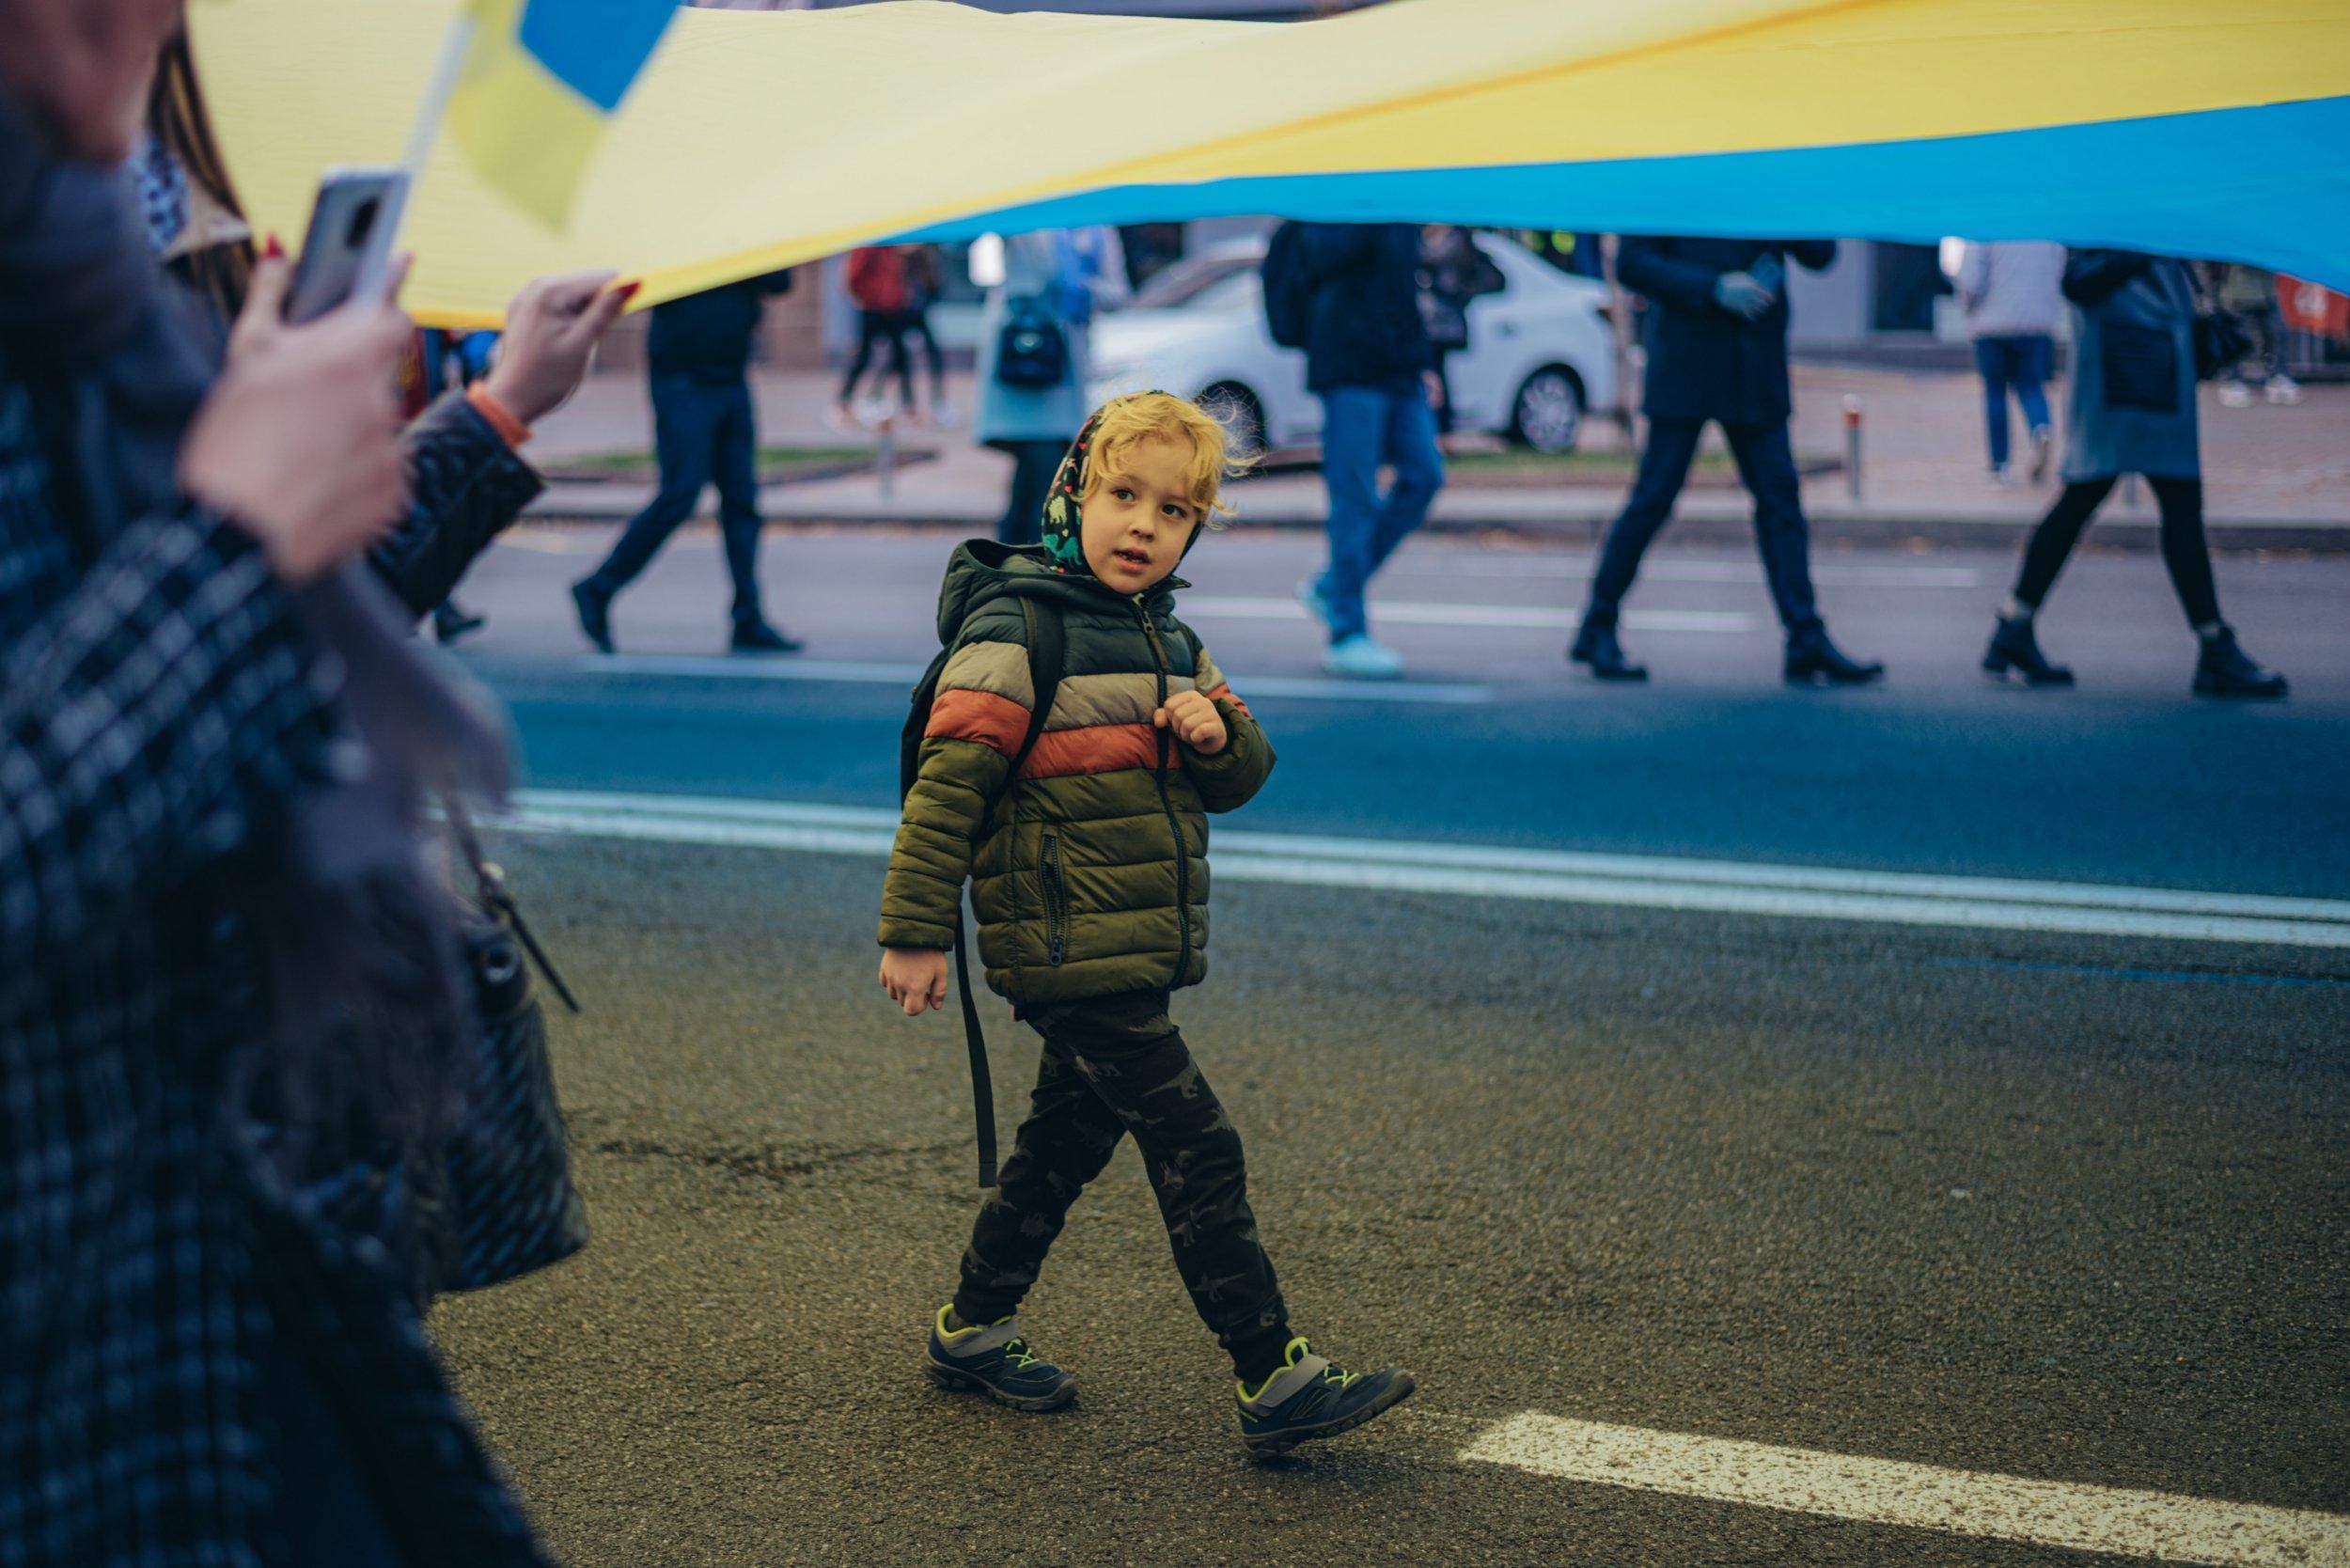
[515,0,677,112]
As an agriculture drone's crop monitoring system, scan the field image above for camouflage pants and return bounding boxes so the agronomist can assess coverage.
[954,991,1291,1367]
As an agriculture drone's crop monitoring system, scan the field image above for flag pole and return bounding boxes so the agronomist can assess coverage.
[356,10,476,302]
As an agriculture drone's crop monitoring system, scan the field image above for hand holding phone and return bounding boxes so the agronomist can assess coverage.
[284,166,411,324]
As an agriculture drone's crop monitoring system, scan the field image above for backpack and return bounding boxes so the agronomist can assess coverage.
[847,246,910,313]
[994,294,1070,389]
[900,593,1067,1188]
[1260,221,1312,351]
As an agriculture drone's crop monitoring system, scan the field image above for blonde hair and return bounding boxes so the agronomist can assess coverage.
[1078,392,1256,524]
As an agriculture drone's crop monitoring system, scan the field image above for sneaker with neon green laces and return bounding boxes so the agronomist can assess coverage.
[1235,1338,1415,1457]
[925,1306,1077,1412]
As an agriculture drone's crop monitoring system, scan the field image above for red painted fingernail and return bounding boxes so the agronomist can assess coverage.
[261,232,284,260]
[613,280,643,302]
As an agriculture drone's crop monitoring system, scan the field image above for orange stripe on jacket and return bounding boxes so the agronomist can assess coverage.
[926,686,1031,757]
[1020,722,1157,779]
[1201,682,1252,720]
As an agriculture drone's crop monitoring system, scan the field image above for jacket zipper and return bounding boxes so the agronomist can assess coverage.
[1137,601,1191,987]
[1041,831,1068,966]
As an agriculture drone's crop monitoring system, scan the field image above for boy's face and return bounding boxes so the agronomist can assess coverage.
[1080,435,1202,594]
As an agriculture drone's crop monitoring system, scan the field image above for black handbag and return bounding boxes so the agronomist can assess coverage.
[432,798,588,1294]
[995,294,1070,389]
[2189,266,2254,382]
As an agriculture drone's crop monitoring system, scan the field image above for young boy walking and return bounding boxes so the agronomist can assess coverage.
[876,393,1414,1455]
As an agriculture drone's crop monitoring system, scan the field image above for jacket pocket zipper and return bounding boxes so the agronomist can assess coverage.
[1041,831,1069,966]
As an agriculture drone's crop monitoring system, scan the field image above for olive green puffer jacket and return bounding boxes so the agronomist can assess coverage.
[878,542,1274,1004]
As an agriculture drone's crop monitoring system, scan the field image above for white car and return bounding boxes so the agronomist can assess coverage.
[1087,232,1618,455]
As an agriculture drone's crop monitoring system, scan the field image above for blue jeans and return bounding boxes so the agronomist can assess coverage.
[583,371,766,629]
[1586,418,1823,640]
[1314,386,1445,643]
[1973,334,2054,470]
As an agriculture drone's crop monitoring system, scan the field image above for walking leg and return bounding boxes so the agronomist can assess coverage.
[2012,478,2118,611]
[1583,418,1701,630]
[1726,421,1824,640]
[713,381,768,633]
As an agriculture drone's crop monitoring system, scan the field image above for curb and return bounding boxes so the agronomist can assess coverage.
[523,488,2350,556]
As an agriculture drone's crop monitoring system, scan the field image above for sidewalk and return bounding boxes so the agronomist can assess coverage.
[526,363,2350,553]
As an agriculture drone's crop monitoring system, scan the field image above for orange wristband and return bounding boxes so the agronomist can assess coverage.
[464,383,532,448]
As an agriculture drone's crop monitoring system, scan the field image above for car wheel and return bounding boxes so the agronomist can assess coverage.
[1509,367,1584,454]
[1199,383,1266,460]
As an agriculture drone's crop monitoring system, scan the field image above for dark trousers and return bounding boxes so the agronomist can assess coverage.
[906,307,947,399]
[954,991,1291,1374]
[1586,416,1823,639]
[839,309,915,407]
[582,372,766,630]
[995,439,1065,546]
[2015,475,2220,628]
[1973,334,2054,470]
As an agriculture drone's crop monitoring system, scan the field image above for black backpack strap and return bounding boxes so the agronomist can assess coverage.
[951,595,1065,1188]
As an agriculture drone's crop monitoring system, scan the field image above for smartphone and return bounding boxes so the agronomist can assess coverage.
[283,165,411,324]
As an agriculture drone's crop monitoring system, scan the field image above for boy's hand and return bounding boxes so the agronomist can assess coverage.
[1155,690,1228,755]
[880,947,949,1017]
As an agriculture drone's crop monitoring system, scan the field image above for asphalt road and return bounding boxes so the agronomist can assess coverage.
[423,523,2350,1566]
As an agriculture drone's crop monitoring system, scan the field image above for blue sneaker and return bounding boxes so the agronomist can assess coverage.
[1236,1338,1415,1457]
[1296,576,1337,634]
[925,1306,1077,1412]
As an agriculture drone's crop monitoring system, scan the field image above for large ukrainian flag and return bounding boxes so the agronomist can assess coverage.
[193,0,2350,325]
[446,0,678,228]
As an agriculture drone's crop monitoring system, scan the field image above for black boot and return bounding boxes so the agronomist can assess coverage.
[1784,628,1885,686]
[571,580,614,655]
[730,619,804,655]
[1570,622,1648,682]
[1982,615,2073,686]
[2192,627,2288,699]
[431,601,486,646]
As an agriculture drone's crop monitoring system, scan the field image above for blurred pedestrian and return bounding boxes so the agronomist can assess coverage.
[2210,263,2302,407]
[1954,239,2063,484]
[1418,223,1504,436]
[1571,236,1883,685]
[1983,250,2287,697]
[1278,221,1446,680]
[903,241,953,425]
[572,270,801,655]
[975,226,1129,546]
[1,8,625,1561]
[835,243,916,422]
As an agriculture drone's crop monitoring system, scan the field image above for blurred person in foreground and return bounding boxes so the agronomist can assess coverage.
[572,268,801,656]
[1954,239,2064,485]
[1570,237,1883,685]
[1982,250,2286,697]
[0,6,626,1562]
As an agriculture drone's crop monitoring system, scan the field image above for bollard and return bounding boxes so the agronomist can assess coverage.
[875,408,897,502]
[1842,396,1863,502]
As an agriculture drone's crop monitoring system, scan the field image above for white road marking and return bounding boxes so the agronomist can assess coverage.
[1459,1414,2350,1567]
[494,791,2350,949]
[1181,595,1757,633]
[1430,556,1983,588]
[572,655,1494,704]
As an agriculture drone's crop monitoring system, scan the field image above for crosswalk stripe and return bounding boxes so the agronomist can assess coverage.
[493,790,2350,949]
[1460,1414,2350,1567]
[570,654,1494,704]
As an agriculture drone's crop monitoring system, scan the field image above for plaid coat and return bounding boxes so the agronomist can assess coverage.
[0,341,553,1568]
